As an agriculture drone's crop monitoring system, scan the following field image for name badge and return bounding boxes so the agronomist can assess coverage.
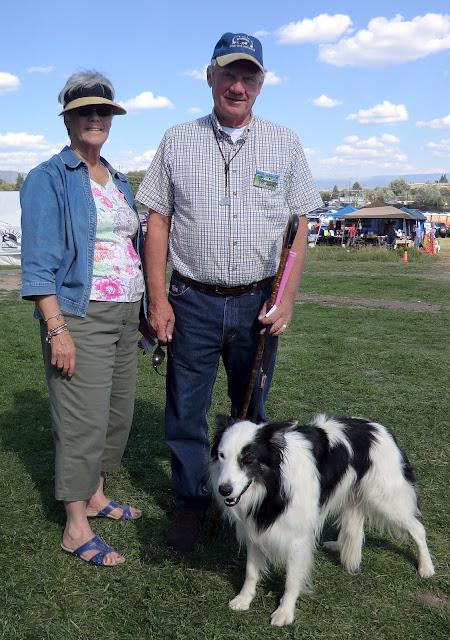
[253,169,280,191]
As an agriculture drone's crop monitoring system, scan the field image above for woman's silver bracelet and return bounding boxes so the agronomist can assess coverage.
[44,312,65,323]
[46,323,69,343]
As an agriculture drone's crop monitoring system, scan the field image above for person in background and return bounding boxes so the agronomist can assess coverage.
[346,223,357,247]
[137,32,322,552]
[21,70,145,566]
[386,219,396,247]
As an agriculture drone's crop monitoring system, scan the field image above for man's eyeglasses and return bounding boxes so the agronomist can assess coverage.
[75,105,114,118]
[152,341,172,377]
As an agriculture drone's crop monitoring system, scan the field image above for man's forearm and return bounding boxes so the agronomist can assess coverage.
[145,210,171,302]
[279,214,308,307]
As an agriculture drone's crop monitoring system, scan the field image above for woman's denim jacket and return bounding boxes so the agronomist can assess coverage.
[21,146,145,318]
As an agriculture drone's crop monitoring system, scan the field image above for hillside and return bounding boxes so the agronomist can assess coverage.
[315,173,447,190]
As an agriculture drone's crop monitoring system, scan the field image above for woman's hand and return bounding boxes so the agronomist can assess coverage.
[50,331,76,376]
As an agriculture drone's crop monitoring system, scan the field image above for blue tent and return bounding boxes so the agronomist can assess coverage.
[336,205,358,216]
[317,205,358,220]
[400,207,426,221]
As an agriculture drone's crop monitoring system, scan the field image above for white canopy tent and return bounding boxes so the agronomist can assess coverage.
[0,191,21,266]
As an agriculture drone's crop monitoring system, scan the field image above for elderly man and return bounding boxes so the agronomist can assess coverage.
[137,32,322,551]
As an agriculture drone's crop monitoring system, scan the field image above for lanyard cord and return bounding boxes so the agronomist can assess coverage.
[211,124,247,193]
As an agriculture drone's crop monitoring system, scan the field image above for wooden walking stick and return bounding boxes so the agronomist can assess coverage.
[238,213,299,420]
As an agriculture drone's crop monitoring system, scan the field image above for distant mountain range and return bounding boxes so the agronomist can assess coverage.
[314,173,446,190]
[0,171,21,184]
[1,170,447,190]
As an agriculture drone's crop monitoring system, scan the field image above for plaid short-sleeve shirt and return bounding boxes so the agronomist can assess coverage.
[136,112,322,286]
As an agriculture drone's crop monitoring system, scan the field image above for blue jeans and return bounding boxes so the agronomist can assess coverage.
[165,273,277,513]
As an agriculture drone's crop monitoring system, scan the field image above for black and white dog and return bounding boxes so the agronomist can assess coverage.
[210,414,434,627]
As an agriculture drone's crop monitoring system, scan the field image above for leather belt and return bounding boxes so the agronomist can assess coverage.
[172,270,274,297]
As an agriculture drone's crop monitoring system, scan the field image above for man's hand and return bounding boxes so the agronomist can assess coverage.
[149,298,175,343]
[258,299,293,336]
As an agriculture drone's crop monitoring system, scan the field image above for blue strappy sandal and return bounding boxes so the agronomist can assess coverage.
[86,500,142,520]
[61,535,125,566]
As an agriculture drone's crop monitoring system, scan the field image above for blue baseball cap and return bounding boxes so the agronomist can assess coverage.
[212,32,264,72]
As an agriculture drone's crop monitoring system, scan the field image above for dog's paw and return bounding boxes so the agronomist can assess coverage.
[270,606,295,627]
[229,594,253,611]
[322,540,339,552]
[418,561,435,578]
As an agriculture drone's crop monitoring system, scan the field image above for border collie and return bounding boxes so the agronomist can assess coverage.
[210,415,434,627]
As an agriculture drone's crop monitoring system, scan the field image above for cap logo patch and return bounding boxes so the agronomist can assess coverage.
[231,35,255,51]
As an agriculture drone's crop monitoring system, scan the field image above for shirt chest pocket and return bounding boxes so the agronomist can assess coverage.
[250,182,286,219]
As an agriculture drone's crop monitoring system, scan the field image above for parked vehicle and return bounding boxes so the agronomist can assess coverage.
[434,222,447,238]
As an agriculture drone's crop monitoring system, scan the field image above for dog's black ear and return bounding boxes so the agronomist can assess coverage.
[216,414,236,431]
[266,420,298,434]
[211,415,236,460]
[264,420,298,448]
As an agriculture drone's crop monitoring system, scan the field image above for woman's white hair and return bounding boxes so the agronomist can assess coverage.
[58,70,115,106]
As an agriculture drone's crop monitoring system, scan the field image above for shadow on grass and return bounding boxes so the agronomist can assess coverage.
[320,531,419,573]
[0,389,423,604]
[122,399,247,592]
[1,390,236,570]
[1,389,63,524]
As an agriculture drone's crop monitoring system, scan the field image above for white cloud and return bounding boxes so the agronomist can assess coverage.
[340,134,400,149]
[0,72,20,95]
[0,151,39,170]
[416,114,450,129]
[335,145,407,162]
[27,66,53,74]
[319,13,450,67]
[312,94,342,108]
[381,133,400,143]
[277,14,352,44]
[264,70,282,86]
[319,156,417,174]
[0,132,48,149]
[187,106,202,114]
[347,101,408,125]
[134,149,156,165]
[427,138,450,156]
[319,134,408,173]
[185,65,208,81]
[114,149,157,173]
[303,147,316,157]
[121,91,175,111]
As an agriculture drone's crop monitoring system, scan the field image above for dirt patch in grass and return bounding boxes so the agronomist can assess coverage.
[0,268,20,293]
[417,590,450,611]
[310,268,450,282]
[1,268,448,312]
[296,292,446,313]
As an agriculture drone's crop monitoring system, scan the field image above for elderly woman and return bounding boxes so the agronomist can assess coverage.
[21,71,145,566]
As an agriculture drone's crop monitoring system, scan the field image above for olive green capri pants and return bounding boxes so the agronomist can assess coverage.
[40,300,141,502]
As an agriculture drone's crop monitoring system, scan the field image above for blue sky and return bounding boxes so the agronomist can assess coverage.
[1,0,450,184]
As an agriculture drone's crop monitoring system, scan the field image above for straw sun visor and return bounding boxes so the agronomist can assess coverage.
[59,96,126,116]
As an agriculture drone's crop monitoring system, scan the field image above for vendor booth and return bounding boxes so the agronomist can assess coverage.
[337,205,426,248]
[0,191,21,266]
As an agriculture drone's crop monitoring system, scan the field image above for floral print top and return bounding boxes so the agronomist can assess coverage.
[90,175,145,302]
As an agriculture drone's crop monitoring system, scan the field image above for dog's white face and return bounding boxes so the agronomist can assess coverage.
[212,420,260,507]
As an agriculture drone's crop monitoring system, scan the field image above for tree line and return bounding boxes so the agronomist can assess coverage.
[0,173,24,191]
[320,176,450,211]
[2,170,449,211]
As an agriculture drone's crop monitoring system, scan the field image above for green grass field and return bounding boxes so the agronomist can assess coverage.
[0,248,449,640]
